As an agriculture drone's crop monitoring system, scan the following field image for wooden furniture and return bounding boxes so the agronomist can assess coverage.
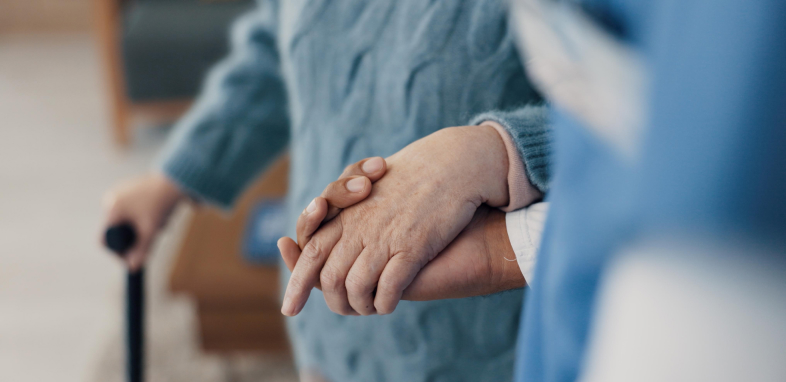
[95,0,189,146]
[92,0,252,146]
[170,156,291,354]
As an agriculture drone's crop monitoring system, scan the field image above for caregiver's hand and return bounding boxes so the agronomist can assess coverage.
[281,125,509,316]
[296,156,389,252]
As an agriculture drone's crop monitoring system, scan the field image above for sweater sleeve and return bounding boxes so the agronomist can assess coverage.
[158,1,289,209]
[470,104,553,207]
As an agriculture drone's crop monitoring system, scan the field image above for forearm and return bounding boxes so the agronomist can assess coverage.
[486,207,528,292]
[400,206,526,302]
[159,4,289,208]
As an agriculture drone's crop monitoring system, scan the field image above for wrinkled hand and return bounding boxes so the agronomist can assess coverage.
[280,204,524,306]
[280,125,510,316]
[279,169,524,311]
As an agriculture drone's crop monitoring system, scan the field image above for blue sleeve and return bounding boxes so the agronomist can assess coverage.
[638,0,786,240]
[159,1,289,208]
[470,104,553,192]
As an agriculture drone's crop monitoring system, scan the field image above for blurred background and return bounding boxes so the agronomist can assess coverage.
[0,0,297,381]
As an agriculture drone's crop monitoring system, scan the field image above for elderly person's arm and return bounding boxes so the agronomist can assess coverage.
[281,104,552,316]
[102,2,288,270]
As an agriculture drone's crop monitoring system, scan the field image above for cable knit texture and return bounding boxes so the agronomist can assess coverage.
[159,1,550,381]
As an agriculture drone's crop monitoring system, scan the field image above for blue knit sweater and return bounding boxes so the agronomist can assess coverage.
[160,1,552,381]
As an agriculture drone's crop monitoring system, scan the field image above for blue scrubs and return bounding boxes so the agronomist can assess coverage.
[515,1,786,381]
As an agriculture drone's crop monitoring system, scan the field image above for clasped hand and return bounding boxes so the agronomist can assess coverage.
[278,126,525,316]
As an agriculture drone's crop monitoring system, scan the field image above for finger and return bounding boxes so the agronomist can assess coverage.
[324,157,387,220]
[125,246,147,272]
[278,237,325,291]
[346,245,388,315]
[282,219,343,316]
[278,237,301,272]
[339,157,387,182]
[296,197,329,250]
[320,237,364,316]
[321,176,371,221]
[122,221,157,271]
[296,158,386,249]
[374,253,425,315]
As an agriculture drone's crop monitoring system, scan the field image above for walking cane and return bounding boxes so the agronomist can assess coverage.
[105,223,144,382]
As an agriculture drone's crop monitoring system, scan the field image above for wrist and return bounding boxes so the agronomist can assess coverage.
[480,121,544,211]
[449,125,509,207]
[477,124,510,206]
[485,209,526,291]
[152,172,187,205]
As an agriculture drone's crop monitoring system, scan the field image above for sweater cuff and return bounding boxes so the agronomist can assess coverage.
[160,154,245,209]
[481,120,543,212]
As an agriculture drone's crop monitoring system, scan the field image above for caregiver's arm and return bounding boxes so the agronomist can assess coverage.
[102,2,288,270]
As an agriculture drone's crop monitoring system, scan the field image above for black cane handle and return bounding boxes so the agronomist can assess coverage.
[105,222,144,382]
[105,223,137,255]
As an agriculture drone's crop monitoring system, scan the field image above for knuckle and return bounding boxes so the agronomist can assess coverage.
[342,163,358,177]
[396,252,425,269]
[302,239,324,261]
[320,266,345,291]
[378,276,403,295]
[326,180,346,199]
[344,273,369,296]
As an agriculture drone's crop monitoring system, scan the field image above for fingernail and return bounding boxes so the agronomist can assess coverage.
[362,157,383,173]
[305,199,317,213]
[346,177,365,192]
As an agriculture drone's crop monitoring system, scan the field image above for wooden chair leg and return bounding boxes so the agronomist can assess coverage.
[112,98,131,146]
[93,0,132,147]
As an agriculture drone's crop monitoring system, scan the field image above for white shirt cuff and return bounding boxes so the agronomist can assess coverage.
[505,202,549,284]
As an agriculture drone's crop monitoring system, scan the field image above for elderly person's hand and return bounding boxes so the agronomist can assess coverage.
[280,125,512,316]
[279,196,524,306]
